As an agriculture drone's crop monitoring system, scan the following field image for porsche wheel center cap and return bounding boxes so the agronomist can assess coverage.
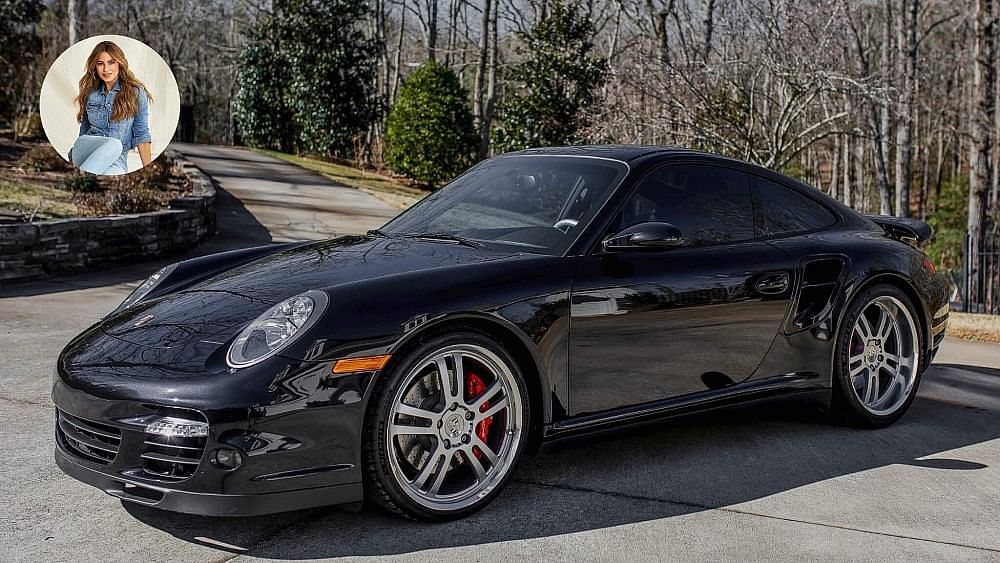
[442,413,466,440]
[864,341,882,367]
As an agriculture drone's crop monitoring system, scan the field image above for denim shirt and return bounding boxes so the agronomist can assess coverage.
[78,79,152,170]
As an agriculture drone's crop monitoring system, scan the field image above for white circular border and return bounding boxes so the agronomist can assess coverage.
[39,34,180,174]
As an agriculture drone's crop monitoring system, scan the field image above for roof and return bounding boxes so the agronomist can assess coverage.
[505,144,694,163]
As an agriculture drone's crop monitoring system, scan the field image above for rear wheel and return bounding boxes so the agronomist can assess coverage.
[363,330,529,520]
[833,284,923,427]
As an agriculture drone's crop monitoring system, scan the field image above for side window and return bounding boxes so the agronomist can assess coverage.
[618,164,754,246]
[753,176,837,236]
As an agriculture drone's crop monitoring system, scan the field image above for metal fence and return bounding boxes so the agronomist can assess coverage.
[962,220,1000,314]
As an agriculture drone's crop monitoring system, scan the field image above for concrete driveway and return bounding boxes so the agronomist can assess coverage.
[174,143,398,242]
[1,147,998,560]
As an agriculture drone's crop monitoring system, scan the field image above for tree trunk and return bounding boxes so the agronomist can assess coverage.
[969,0,996,307]
[854,137,867,210]
[445,0,459,67]
[390,7,407,104]
[878,0,895,215]
[474,0,492,159]
[68,0,78,45]
[481,1,498,159]
[427,0,438,61]
[842,133,852,208]
[702,0,716,61]
[893,0,919,217]
[831,136,841,199]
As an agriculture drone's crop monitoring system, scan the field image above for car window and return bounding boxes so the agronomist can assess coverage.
[381,155,628,255]
[617,164,754,246]
[753,175,837,236]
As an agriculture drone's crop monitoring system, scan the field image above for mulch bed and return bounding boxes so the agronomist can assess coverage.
[0,133,191,222]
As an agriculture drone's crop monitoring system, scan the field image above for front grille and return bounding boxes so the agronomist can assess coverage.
[140,434,206,482]
[57,411,121,465]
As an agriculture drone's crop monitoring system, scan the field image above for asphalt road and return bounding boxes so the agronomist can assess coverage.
[1,146,998,561]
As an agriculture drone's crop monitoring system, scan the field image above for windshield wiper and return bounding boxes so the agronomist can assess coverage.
[367,229,391,237]
[401,232,486,249]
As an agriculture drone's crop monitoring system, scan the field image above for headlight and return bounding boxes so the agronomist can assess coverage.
[227,290,328,368]
[112,263,177,314]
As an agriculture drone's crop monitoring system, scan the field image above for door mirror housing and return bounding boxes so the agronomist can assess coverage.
[602,222,685,252]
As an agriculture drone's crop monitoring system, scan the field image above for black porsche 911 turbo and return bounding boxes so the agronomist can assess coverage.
[54,145,951,521]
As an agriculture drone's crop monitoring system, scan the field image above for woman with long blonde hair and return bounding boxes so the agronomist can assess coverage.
[72,41,153,175]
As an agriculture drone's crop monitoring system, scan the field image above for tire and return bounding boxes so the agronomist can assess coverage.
[832,283,924,428]
[362,329,530,521]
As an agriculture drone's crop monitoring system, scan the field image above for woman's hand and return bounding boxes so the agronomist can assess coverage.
[138,141,152,167]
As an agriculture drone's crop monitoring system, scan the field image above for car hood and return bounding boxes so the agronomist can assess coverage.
[98,235,525,351]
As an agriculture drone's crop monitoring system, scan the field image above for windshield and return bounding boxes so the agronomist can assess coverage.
[380,155,629,255]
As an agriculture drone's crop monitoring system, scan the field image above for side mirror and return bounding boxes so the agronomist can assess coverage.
[602,222,685,252]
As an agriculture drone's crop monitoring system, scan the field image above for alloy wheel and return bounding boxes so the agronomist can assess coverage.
[848,295,920,416]
[385,343,524,511]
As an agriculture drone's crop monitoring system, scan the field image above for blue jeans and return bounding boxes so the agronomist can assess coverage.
[71,135,127,175]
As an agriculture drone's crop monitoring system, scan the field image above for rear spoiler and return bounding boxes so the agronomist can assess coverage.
[865,215,933,245]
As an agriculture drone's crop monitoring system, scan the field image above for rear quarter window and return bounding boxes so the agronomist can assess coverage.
[753,175,837,236]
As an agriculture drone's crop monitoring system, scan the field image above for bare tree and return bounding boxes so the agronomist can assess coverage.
[473,0,491,156]
[968,0,996,303]
[894,0,919,217]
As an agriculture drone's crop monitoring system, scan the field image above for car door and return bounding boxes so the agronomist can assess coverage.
[568,162,795,416]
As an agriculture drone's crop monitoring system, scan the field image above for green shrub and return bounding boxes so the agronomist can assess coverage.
[61,173,100,193]
[234,0,378,157]
[495,0,608,151]
[384,60,477,187]
[926,177,968,272]
[18,145,68,172]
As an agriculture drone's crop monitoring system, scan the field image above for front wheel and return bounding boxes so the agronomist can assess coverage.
[363,330,529,520]
[832,284,923,427]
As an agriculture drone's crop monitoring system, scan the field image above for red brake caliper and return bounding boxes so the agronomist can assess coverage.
[465,372,493,459]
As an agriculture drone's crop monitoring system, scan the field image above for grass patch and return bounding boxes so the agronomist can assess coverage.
[947,312,1000,344]
[252,148,428,209]
[0,177,78,219]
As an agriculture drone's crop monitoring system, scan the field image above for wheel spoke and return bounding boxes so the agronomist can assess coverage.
[411,449,443,490]
[395,403,440,420]
[863,370,879,405]
[390,422,436,437]
[479,396,509,420]
[857,311,875,340]
[883,352,904,369]
[472,435,499,465]
[470,380,501,411]
[428,450,455,495]
[451,352,466,384]
[850,362,867,378]
[434,356,461,405]
[875,307,892,340]
[464,448,488,481]
[872,371,903,409]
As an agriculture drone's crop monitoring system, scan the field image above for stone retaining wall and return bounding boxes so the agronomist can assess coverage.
[0,151,216,284]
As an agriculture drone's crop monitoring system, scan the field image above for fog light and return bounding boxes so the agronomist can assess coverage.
[145,417,209,438]
[212,448,243,469]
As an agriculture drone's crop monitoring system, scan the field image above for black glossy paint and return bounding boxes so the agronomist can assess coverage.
[53,145,952,516]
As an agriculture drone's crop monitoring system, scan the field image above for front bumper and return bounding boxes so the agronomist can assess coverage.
[55,448,361,516]
[52,363,372,516]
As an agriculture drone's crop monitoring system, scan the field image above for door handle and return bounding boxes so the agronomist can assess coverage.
[755,272,789,295]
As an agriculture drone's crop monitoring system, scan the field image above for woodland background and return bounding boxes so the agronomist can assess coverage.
[2,0,998,308]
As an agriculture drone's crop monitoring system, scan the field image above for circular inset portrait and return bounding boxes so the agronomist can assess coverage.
[39,35,180,176]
